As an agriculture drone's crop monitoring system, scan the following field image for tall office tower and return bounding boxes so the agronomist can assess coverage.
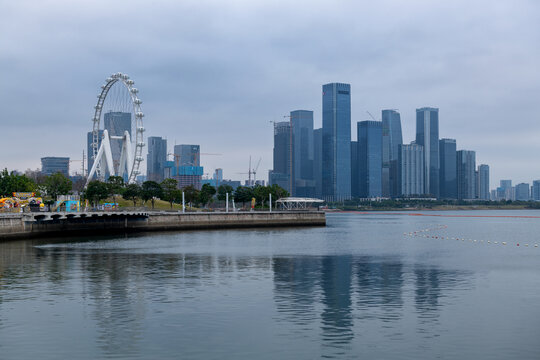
[104,111,132,173]
[313,128,323,198]
[269,121,291,193]
[532,180,540,201]
[477,164,490,200]
[170,144,203,189]
[515,183,530,201]
[174,144,200,166]
[322,83,351,201]
[350,141,358,198]
[457,150,476,200]
[41,157,70,177]
[87,130,104,176]
[398,143,424,196]
[439,138,457,199]
[381,110,403,198]
[146,137,167,182]
[416,107,440,198]
[357,121,383,198]
[499,180,513,200]
[290,110,315,197]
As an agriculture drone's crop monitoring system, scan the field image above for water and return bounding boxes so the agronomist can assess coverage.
[1,211,540,359]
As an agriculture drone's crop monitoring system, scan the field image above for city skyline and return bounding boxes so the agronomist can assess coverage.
[2,1,540,187]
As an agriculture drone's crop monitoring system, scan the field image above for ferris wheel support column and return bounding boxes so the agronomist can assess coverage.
[86,130,115,186]
[117,131,133,180]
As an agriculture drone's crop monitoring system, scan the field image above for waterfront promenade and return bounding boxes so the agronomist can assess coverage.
[0,210,326,241]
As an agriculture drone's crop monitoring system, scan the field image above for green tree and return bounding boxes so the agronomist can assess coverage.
[234,186,253,208]
[123,183,142,207]
[142,181,163,209]
[217,184,234,201]
[0,168,36,196]
[44,172,72,200]
[182,185,200,208]
[198,183,217,207]
[253,185,271,207]
[84,180,109,207]
[269,184,289,204]
[161,178,179,209]
[106,176,125,205]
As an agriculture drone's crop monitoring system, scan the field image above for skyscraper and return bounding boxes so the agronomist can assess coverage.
[477,164,490,200]
[41,157,70,177]
[532,180,540,201]
[515,183,530,201]
[269,121,292,193]
[290,110,315,197]
[322,83,351,201]
[439,138,457,199]
[457,150,476,200]
[350,141,358,198]
[398,143,424,196]
[169,144,203,189]
[381,110,403,198]
[174,144,200,166]
[104,111,131,173]
[357,121,383,198]
[416,107,439,198]
[146,136,167,182]
[313,128,323,199]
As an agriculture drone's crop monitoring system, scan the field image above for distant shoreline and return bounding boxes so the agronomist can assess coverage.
[327,204,537,212]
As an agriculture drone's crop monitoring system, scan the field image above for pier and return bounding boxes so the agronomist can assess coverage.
[0,211,326,241]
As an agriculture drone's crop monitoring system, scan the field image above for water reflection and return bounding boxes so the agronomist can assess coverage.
[0,237,475,359]
[272,255,473,357]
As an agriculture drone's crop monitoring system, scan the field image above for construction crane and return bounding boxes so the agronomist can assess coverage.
[236,156,262,187]
[366,111,377,121]
[69,150,86,176]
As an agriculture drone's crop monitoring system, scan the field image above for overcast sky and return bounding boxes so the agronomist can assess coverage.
[1,0,539,188]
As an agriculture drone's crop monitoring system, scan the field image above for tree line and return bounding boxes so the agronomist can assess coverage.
[0,169,72,202]
[85,177,289,209]
[0,168,290,209]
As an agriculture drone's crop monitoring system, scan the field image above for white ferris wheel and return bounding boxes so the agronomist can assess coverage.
[86,72,145,185]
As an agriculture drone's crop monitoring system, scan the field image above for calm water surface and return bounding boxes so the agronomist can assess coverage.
[1,211,540,359]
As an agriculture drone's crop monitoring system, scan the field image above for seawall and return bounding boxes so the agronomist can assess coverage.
[0,211,326,241]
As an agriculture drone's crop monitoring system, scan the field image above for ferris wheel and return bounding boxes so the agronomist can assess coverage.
[86,72,145,185]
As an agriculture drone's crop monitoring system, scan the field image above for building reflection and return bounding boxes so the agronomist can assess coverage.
[356,257,404,322]
[271,255,472,354]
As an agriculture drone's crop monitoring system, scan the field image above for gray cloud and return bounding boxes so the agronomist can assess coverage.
[1,0,539,187]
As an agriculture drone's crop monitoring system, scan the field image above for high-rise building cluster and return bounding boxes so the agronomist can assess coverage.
[491,179,540,201]
[270,82,492,201]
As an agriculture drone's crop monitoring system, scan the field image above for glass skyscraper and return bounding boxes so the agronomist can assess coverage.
[457,150,476,200]
[290,110,315,197]
[322,83,351,201]
[477,164,490,200]
[357,121,382,198]
[416,107,439,198]
[515,183,530,201]
[41,157,70,177]
[398,143,424,196]
[532,180,540,201]
[439,138,457,199]
[270,121,292,193]
[350,141,358,198]
[313,128,323,199]
[146,136,167,182]
[381,110,402,198]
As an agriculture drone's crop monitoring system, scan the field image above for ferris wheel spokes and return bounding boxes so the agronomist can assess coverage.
[86,72,145,186]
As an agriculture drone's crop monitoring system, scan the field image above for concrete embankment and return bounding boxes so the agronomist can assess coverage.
[0,211,326,241]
